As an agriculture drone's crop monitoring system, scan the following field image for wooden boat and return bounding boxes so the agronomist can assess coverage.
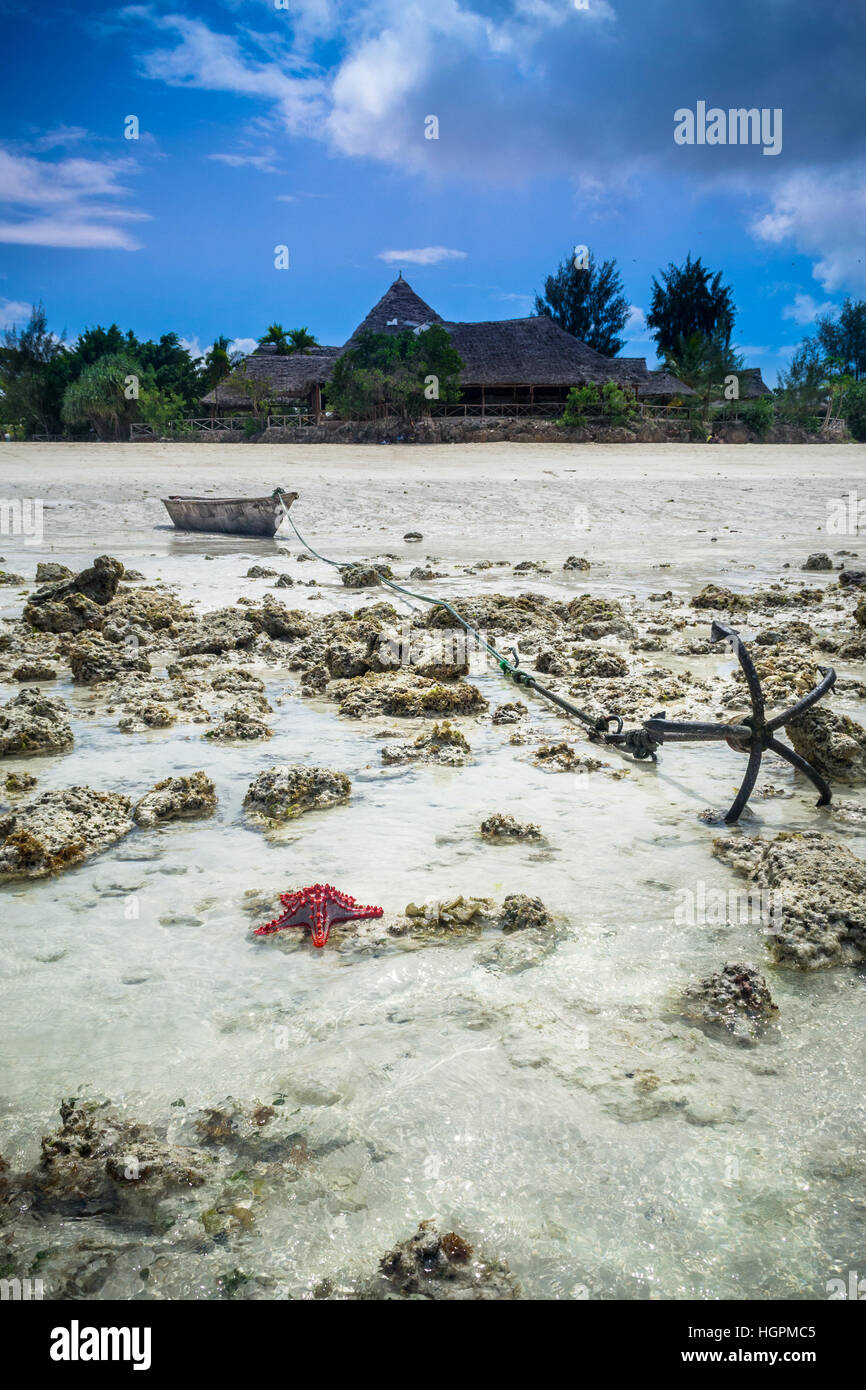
[161,487,298,538]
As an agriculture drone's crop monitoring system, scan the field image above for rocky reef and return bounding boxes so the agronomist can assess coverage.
[713,831,866,969]
[0,786,133,880]
[785,706,866,782]
[681,963,779,1042]
[479,812,541,840]
[133,772,218,828]
[0,688,74,757]
[380,720,471,766]
[333,669,487,718]
[244,764,351,821]
[356,1220,520,1300]
[22,1099,209,1218]
[24,555,124,633]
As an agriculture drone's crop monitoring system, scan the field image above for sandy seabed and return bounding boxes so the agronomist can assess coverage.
[0,440,865,1301]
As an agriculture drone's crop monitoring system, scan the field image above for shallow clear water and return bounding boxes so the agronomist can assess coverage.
[1,443,865,1299]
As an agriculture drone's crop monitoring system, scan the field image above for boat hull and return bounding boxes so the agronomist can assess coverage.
[161,489,298,538]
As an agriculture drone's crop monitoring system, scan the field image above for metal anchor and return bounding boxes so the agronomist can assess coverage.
[605,621,837,824]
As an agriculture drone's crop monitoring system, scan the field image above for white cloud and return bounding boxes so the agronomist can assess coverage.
[750,166,866,292]
[735,345,770,356]
[0,147,145,249]
[781,292,837,326]
[179,335,257,361]
[208,150,283,172]
[139,16,327,134]
[179,336,205,360]
[378,246,466,265]
[624,304,649,339]
[0,298,32,329]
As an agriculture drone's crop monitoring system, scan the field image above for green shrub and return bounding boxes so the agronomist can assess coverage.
[842,381,866,441]
[600,380,637,425]
[557,384,600,427]
[739,396,775,438]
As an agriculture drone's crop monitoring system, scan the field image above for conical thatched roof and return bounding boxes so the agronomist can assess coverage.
[343,273,443,347]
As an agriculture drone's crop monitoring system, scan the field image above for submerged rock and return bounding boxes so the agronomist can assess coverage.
[0,569,24,585]
[4,771,37,794]
[0,786,133,880]
[498,894,554,932]
[0,688,74,757]
[690,584,749,612]
[244,764,351,821]
[397,896,494,937]
[785,706,866,783]
[713,831,866,969]
[12,661,57,682]
[340,562,393,588]
[803,553,833,571]
[491,701,527,724]
[28,1100,208,1216]
[531,742,605,773]
[381,720,471,766]
[133,772,217,828]
[333,670,487,718]
[205,702,272,742]
[480,813,541,840]
[68,634,151,684]
[363,1221,521,1300]
[563,555,591,571]
[681,962,778,1042]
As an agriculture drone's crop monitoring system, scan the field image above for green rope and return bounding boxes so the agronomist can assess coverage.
[278,500,605,734]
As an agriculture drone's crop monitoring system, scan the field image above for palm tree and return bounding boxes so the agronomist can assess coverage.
[287,326,319,355]
[259,323,290,355]
[202,335,232,389]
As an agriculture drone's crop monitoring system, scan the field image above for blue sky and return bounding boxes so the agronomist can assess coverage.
[0,0,863,381]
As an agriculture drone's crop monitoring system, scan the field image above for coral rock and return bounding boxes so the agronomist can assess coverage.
[682,962,778,1041]
[244,764,351,821]
[0,688,73,757]
[133,772,217,827]
[0,786,133,881]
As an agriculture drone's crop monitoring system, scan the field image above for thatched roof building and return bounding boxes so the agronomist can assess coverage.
[204,343,340,411]
[737,367,772,398]
[201,274,696,413]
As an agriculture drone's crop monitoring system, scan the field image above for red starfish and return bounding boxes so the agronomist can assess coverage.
[253,883,384,948]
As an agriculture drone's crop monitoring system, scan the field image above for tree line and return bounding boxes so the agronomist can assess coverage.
[535,249,866,437]
[2,256,865,439]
